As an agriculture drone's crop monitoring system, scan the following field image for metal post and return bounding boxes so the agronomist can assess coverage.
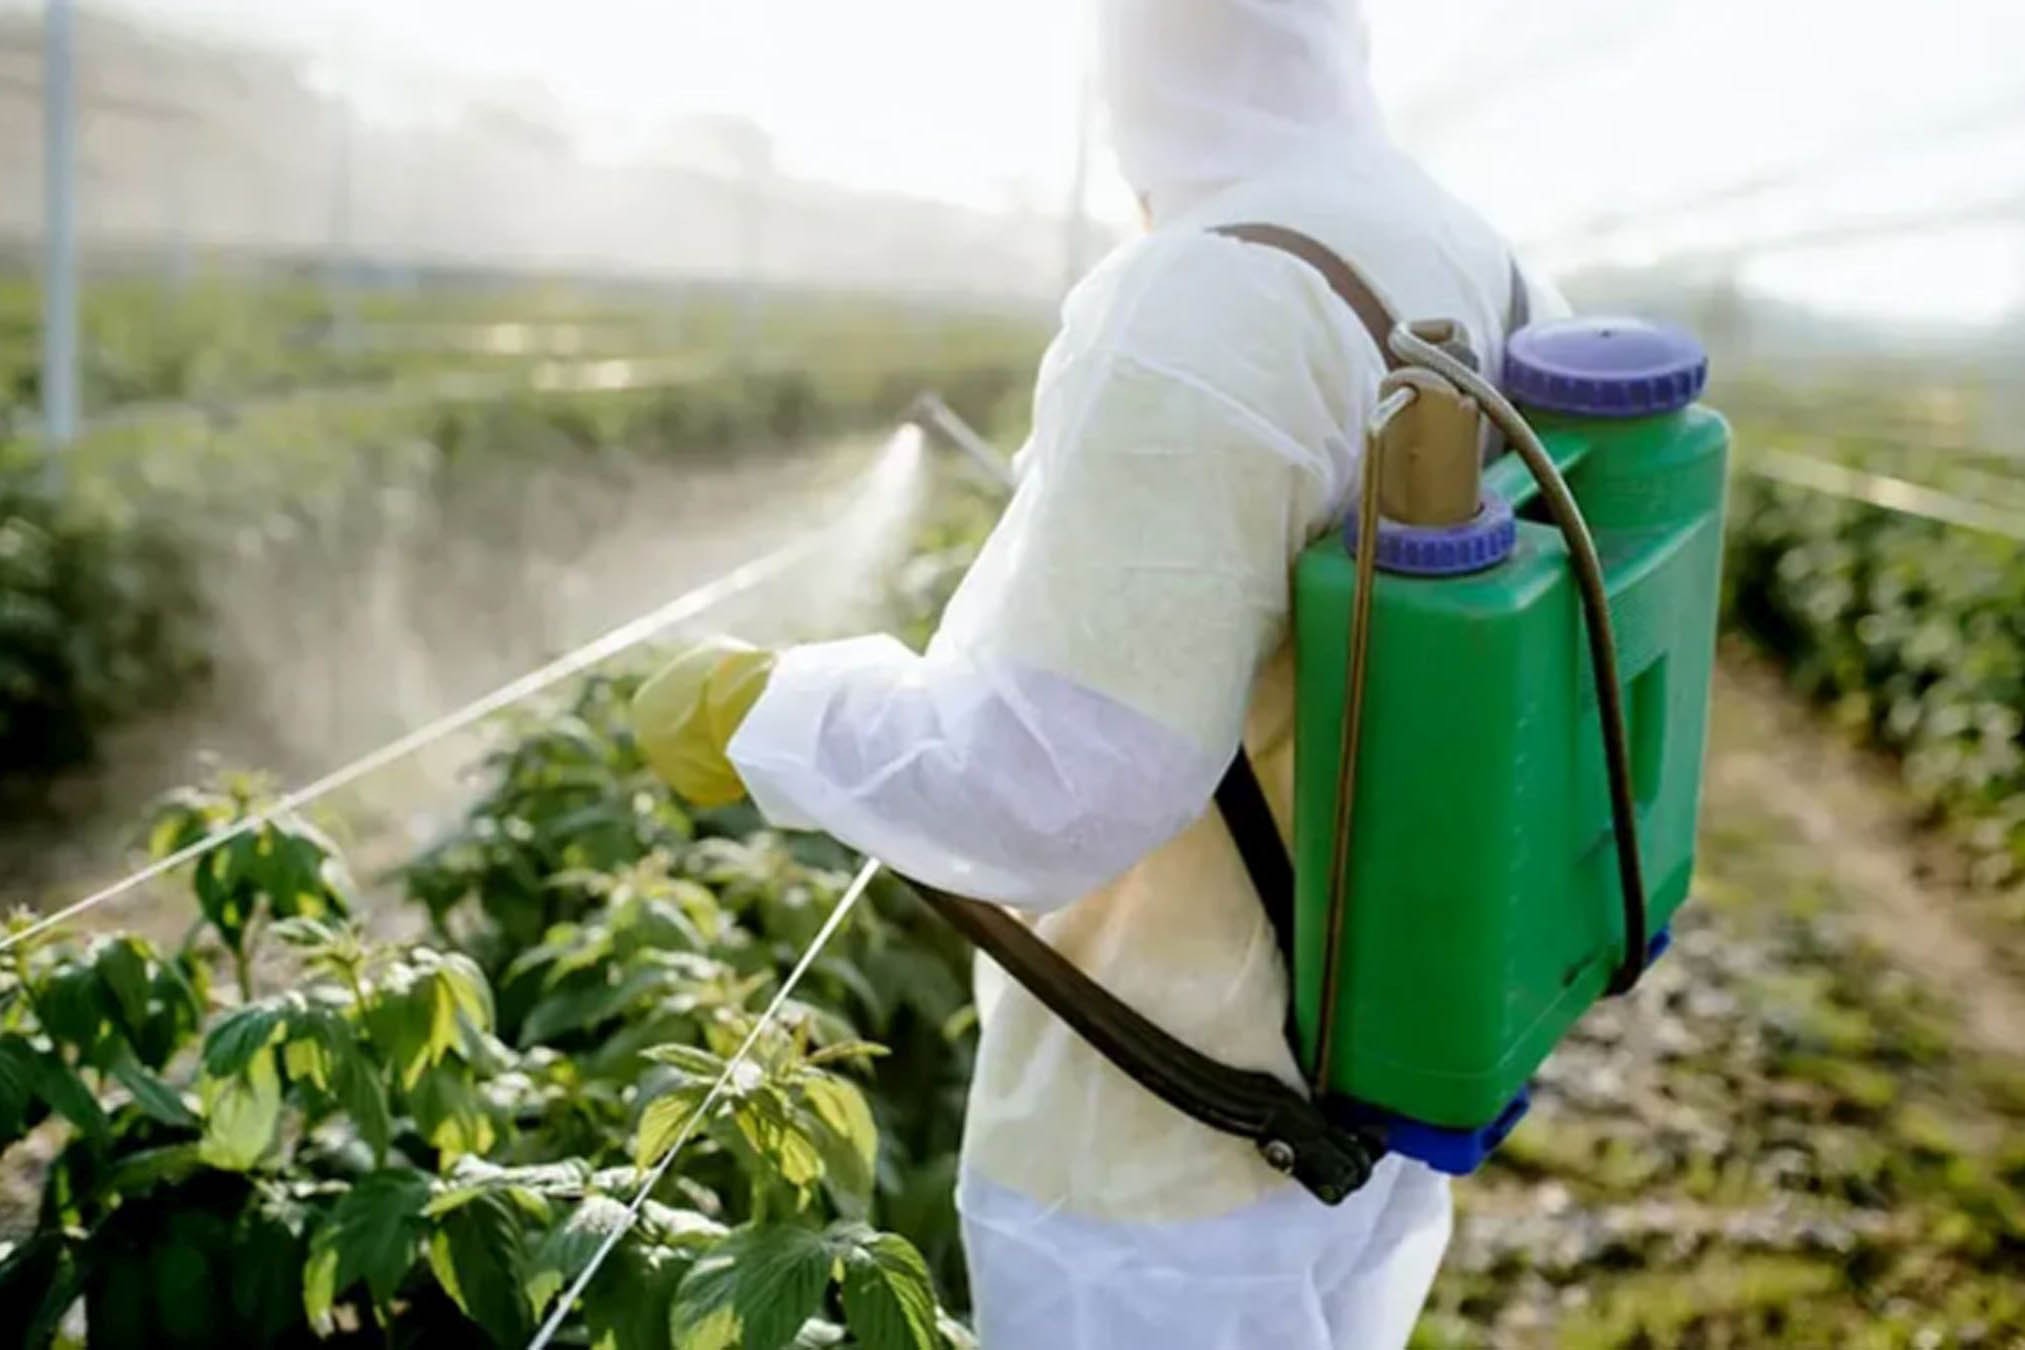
[326,15,357,351]
[41,0,79,448]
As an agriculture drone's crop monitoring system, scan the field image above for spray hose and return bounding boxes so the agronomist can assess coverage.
[1310,326,1652,1091]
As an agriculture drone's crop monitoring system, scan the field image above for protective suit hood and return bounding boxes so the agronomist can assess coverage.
[1097,0,1386,220]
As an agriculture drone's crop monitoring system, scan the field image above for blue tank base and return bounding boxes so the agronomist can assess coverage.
[1352,1089,1533,1176]
[1644,924,1674,964]
[1331,924,1674,1177]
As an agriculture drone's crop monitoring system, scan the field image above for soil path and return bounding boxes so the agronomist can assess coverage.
[1705,651,2025,1055]
[1430,651,2025,1346]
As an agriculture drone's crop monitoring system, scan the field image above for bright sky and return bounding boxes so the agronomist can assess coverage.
[77,0,2025,323]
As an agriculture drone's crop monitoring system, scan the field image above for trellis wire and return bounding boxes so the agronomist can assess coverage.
[524,857,881,1350]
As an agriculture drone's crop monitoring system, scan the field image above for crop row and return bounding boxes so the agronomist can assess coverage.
[1723,428,2025,885]
[2,643,986,1347]
[0,293,1045,789]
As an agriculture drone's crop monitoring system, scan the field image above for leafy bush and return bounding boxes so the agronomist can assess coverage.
[0,446,206,785]
[0,664,979,1347]
[1724,472,2025,882]
[3,280,1043,800]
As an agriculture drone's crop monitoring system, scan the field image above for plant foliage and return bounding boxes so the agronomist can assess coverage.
[0,666,980,1347]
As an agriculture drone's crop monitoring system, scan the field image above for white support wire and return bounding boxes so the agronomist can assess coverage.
[1740,449,2025,543]
[524,856,883,1350]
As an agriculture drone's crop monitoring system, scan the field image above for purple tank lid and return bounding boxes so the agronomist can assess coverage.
[1503,317,1708,418]
[1344,492,1516,577]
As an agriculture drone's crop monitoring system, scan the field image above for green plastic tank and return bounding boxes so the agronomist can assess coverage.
[1291,317,1729,1170]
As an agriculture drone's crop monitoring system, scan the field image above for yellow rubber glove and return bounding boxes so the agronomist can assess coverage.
[631,638,777,808]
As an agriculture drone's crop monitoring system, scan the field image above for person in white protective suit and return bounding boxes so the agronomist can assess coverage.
[632,1,1567,1345]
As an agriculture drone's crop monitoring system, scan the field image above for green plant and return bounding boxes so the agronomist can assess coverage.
[0,657,978,1347]
[0,444,205,785]
[1723,468,2025,882]
[1,276,1044,808]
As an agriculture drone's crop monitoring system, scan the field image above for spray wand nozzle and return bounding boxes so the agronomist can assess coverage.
[906,391,1017,494]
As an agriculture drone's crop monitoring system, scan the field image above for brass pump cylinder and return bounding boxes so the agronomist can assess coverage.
[1371,320,1484,527]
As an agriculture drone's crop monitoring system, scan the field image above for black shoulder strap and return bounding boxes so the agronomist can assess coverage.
[1213,222,1404,371]
[1212,754,1296,968]
[1217,220,1534,358]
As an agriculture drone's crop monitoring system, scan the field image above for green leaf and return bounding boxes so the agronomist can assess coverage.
[634,1086,712,1171]
[31,1049,110,1141]
[409,1065,495,1160]
[428,1157,590,1219]
[147,799,209,860]
[282,1035,330,1089]
[583,1237,692,1350]
[527,1194,710,1350]
[800,1074,878,1206]
[302,1246,339,1333]
[637,1204,729,1252]
[330,1038,393,1164]
[199,1049,281,1170]
[366,967,454,1089]
[109,1043,197,1127]
[279,1000,351,1091]
[802,1040,890,1069]
[0,1034,38,1140]
[428,1190,532,1345]
[428,975,462,1066]
[832,1226,938,1350]
[302,1168,432,1324]
[32,963,110,1054]
[733,1088,825,1193]
[518,964,672,1047]
[529,1194,633,1320]
[0,1231,83,1350]
[195,836,259,952]
[936,1309,981,1349]
[203,1001,288,1078]
[436,952,496,1034]
[133,956,206,1069]
[262,821,353,920]
[280,1000,392,1158]
[644,1042,728,1080]
[103,1141,206,1196]
[670,1224,832,1350]
[92,937,154,1033]
[674,1306,739,1350]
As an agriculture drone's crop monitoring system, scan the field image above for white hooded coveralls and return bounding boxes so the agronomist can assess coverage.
[729,2,1566,1345]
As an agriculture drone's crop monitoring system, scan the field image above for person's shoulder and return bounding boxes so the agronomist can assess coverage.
[1065,225,1348,377]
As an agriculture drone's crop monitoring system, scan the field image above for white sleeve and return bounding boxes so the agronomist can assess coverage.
[728,233,1362,909]
[729,639,1215,905]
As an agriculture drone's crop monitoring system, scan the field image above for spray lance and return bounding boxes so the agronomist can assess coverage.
[896,297,1726,1198]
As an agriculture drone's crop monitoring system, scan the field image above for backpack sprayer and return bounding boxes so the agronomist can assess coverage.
[906,226,1728,1205]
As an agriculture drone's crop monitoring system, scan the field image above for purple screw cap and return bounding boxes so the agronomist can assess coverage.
[1503,317,1708,418]
[1344,492,1517,576]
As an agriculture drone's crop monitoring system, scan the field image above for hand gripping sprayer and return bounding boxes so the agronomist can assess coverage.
[905,233,1729,1203]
